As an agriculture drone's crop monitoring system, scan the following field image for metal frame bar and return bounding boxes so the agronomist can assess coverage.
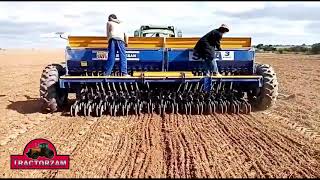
[60,75,262,79]
[59,75,263,88]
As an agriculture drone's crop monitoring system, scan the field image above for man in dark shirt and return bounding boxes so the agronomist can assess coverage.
[193,24,229,76]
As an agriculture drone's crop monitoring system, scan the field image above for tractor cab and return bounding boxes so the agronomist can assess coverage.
[134,25,182,37]
[39,143,49,150]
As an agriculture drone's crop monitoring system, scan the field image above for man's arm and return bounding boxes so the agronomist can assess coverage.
[106,22,112,38]
[215,40,222,51]
[214,34,222,51]
[212,31,222,51]
[106,23,108,37]
[124,33,128,46]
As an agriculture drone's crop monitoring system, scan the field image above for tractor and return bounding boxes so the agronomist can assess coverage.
[26,143,54,159]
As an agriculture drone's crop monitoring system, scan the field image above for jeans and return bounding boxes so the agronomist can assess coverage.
[193,47,219,75]
[204,48,219,74]
[204,54,219,75]
[104,39,127,76]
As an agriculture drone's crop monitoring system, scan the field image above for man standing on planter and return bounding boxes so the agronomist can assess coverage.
[105,14,130,77]
[193,24,230,76]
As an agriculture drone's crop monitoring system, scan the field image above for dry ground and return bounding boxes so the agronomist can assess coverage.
[0,49,319,178]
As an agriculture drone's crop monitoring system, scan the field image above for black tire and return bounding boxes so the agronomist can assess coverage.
[45,150,54,159]
[252,63,278,110]
[26,150,32,158]
[31,152,39,159]
[40,64,68,112]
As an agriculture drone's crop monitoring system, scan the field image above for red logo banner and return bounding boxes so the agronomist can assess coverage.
[10,138,70,169]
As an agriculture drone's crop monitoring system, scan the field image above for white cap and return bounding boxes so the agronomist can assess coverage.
[220,24,229,32]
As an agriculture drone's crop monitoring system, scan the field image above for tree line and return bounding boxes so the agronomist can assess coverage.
[254,43,320,54]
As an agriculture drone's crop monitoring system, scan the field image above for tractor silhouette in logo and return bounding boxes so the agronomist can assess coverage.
[26,143,54,159]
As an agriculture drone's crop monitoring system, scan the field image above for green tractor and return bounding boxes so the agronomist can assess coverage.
[133,25,182,37]
[26,143,54,159]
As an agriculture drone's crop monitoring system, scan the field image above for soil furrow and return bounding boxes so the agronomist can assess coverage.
[125,116,141,177]
[172,114,187,178]
[105,116,136,177]
[114,116,144,178]
[189,115,215,177]
[180,115,206,177]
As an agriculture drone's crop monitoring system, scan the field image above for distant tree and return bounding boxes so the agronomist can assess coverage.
[261,45,276,51]
[311,43,320,54]
[256,44,264,49]
[289,46,308,52]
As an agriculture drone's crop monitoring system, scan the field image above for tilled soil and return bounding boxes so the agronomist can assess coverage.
[0,50,319,178]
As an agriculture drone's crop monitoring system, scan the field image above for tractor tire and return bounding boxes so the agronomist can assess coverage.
[31,152,39,159]
[252,63,278,110]
[26,150,32,158]
[45,150,54,159]
[40,64,68,112]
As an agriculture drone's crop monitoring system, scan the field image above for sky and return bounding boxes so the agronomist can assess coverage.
[0,1,319,48]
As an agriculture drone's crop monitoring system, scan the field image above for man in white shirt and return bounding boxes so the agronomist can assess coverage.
[104,14,130,76]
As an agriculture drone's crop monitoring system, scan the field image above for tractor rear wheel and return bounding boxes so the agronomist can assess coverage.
[251,63,278,110]
[45,150,54,159]
[40,64,68,112]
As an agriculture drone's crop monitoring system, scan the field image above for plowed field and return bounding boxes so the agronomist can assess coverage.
[0,49,319,178]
